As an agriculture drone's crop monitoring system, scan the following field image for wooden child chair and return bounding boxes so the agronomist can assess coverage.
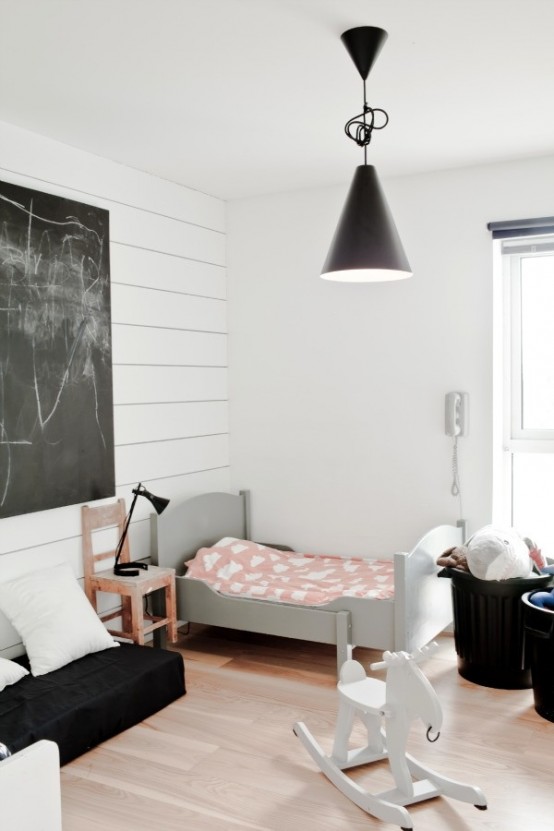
[81,499,178,646]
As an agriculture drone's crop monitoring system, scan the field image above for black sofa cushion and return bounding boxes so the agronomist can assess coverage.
[0,644,185,765]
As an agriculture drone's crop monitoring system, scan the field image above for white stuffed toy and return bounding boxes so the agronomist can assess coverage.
[466,526,533,581]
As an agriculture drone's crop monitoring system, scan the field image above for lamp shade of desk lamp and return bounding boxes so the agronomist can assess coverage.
[113,483,169,577]
[321,26,411,282]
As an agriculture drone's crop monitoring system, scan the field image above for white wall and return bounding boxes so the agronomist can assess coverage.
[0,120,230,653]
[227,154,554,556]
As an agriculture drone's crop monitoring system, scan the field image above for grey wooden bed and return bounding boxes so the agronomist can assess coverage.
[151,491,463,674]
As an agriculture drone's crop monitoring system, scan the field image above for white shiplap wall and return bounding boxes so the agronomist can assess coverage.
[0,120,230,653]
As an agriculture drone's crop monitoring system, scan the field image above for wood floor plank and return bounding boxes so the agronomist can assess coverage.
[60,627,554,830]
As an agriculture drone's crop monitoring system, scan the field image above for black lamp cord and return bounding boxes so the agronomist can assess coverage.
[344,79,389,164]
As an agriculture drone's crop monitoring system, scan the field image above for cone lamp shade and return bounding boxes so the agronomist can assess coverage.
[321,26,412,282]
[321,165,411,282]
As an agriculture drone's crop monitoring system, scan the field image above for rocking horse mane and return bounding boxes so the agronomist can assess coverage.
[385,652,443,735]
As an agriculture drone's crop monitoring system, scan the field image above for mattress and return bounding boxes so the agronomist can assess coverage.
[0,644,185,765]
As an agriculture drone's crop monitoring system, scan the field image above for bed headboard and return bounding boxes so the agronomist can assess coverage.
[151,490,249,575]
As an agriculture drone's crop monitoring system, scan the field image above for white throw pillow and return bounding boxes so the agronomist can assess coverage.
[0,656,29,691]
[0,562,117,676]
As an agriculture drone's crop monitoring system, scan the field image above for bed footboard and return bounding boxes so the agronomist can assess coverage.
[393,523,463,652]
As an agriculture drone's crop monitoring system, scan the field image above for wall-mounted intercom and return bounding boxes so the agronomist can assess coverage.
[445,391,469,437]
[445,392,468,504]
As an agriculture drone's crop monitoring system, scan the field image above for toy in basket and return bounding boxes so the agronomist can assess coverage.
[293,643,487,830]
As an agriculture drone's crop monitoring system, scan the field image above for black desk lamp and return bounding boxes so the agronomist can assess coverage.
[113,483,170,576]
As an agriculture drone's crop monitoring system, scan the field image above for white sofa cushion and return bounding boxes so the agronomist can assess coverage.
[0,656,29,691]
[0,563,117,676]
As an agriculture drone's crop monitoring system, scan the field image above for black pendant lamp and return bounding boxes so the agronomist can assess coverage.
[321,26,412,283]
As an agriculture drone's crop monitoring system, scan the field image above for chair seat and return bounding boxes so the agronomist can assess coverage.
[91,564,176,592]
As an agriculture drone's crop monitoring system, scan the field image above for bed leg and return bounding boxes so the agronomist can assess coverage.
[336,611,353,676]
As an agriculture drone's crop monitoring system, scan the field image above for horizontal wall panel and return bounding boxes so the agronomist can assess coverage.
[113,366,228,404]
[111,283,226,332]
[0,164,224,265]
[0,121,225,232]
[113,468,232,527]
[165,466,232,500]
[0,501,105,558]
[112,325,227,367]
[115,435,229,485]
[109,203,225,265]
[0,490,153,558]
[0,535,83,585]
[110,244,226,299]
[114,401,229,445]
[0,121,230,655]
[0,472,230,576]
[0,493,155,561]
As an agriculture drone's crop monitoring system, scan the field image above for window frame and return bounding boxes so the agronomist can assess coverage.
[494,233,554,526]
[504,243,554,447]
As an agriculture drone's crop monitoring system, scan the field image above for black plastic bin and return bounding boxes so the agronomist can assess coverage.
[447,569,552,689]
[522,592,554,722]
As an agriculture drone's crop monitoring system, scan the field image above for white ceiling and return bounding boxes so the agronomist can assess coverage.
[1,0,553,200]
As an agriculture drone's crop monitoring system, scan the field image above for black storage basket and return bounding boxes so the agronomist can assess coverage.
[522,591,554,722]
[448,570,551,689]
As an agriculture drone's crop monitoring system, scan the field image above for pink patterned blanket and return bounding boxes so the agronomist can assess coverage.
[185,538,395,606]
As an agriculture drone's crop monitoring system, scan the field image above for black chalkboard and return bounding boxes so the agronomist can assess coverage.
[0,179,115,518]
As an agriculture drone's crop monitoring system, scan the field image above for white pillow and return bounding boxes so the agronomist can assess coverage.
[0,656,29,691]
[0,563,118,676]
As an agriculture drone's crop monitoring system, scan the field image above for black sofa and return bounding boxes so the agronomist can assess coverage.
[0,643,185,765]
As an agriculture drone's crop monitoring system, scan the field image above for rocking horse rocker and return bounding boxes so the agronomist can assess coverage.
[293,643,487,830]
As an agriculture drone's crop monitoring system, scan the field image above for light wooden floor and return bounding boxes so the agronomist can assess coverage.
[60,627,554,830]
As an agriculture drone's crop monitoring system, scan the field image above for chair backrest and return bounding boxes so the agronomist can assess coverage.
[81,499,129,586]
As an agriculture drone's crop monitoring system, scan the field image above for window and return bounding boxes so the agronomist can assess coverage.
[492,219,554,555]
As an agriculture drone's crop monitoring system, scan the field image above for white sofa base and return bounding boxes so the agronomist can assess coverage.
[0,740,61,831]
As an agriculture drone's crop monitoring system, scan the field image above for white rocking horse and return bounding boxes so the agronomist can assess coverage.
[293,642,487,830]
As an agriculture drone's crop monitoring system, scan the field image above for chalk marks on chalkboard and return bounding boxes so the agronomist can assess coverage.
[0,179,114,518]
